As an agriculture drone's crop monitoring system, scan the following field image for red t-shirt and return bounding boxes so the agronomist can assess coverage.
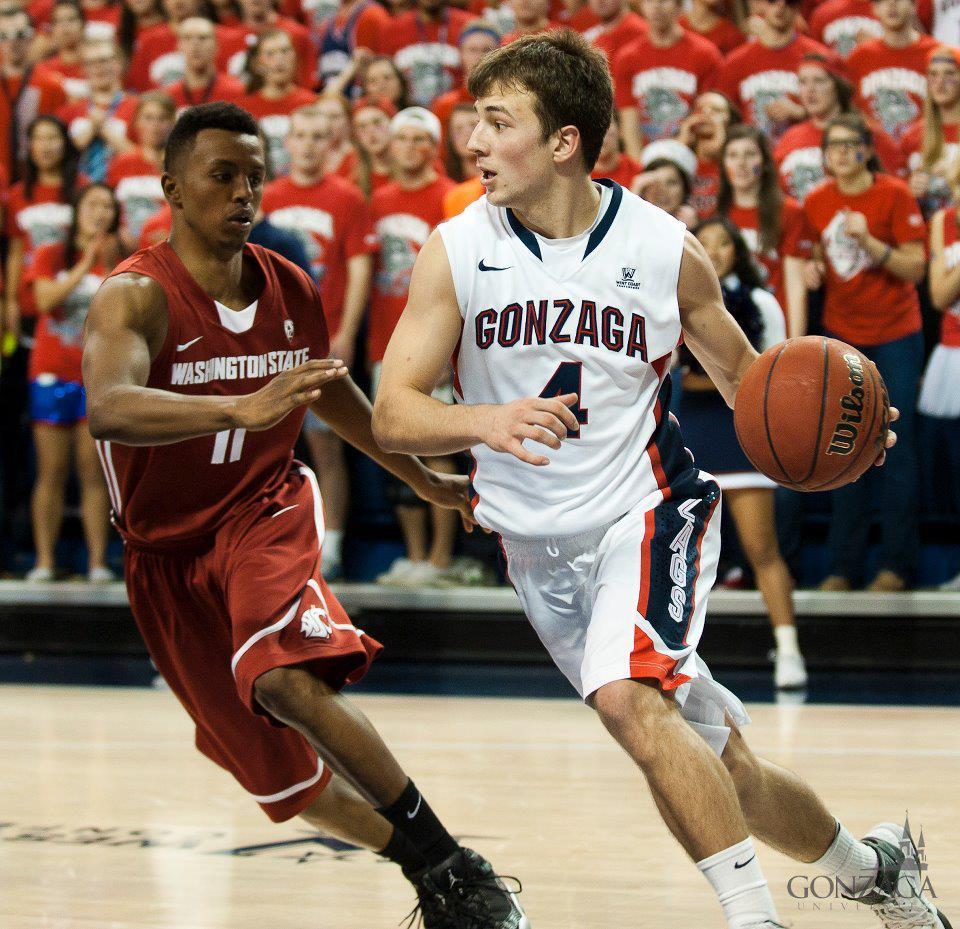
[126,22,249,91]
[369,174,455,361]
[938,207,960,348]
[846,35,938,140]
[808,0,882,57]
[240,87,319,177]
[692,156,720,218]
[107,149,164,243]
[801,173,925,344]
[260,174,377,333]
[725,196,807,312]
[583,12,648,62]
[57,94,139,151]
[27,242,108,383]
[101,241,328,547]
[678,13,745,56]
[0,70,68,182]
[382,8,473,106]
[774,119,904,202]
[612,30,723,143]
[34,56,88,98]
[5,179,77,318]
[592,152,641,188]
[166,73,246,112]
[718,34,832,143]
[563,2,599,31]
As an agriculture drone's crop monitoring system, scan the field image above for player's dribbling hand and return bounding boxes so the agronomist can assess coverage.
[234,359,348,431]
[481,394,580,466]
[415,471,480,532]
[874,406,899,468]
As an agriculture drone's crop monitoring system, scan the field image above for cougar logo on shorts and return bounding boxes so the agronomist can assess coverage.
[300,605,333,638]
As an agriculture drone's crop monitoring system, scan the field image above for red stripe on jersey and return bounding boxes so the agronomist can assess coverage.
[651,352,670,379]
[635,507,655,618]
[647,422,672,502]
[684,491,720,646]
[451,332,463,398]
[468,451,479,510]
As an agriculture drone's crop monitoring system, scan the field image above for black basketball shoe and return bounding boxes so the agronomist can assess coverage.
[419,847,529,929]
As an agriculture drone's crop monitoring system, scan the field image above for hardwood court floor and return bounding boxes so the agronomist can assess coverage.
[1,685,957,929]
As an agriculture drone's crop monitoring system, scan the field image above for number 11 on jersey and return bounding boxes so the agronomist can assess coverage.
[539,361,588,437]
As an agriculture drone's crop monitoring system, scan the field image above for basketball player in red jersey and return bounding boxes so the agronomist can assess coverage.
[80,102,528,929]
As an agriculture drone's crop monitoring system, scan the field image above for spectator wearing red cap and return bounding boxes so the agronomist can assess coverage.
[431,21,499,139]
[613,0,722,157]
[845,0,938,140]
[903,45,960,217]
[352,96,397,194]
[369,106,457,588]
[718,124,808,333]
[126,0,249,90]
[312,0,392,91]
[591,110,642,186]
[808,0,882,57]
[583,0,647,60]
[164,17,245,112]
[678,89,742,217]
[718,0,831,144]
[0,8,68,185]
[680,0,746,54]
[34,0,89,97]
[106,91,174,250]
[240,29,318,176]
[799,113,925,592]
[775,51,903,201]
[383,0,473,106]
[501,0,559,42]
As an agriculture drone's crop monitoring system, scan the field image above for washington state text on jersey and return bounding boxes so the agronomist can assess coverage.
[170,347,311,385]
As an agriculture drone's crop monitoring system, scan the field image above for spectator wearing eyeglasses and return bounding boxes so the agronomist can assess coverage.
[0,7,67,184]
[799,113,926,592]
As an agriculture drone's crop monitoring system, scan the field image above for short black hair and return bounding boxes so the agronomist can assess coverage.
[163,101,260,174]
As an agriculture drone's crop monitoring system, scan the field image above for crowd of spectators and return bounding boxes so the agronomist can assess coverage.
[0,0,958,601]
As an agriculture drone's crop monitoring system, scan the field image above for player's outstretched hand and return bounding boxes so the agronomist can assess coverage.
[874,406,899,467]
[415,471,479,532]
[235,359,348,432]
[482,394,580,466]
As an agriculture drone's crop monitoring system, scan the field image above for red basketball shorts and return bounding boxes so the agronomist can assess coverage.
[124,462,382,822]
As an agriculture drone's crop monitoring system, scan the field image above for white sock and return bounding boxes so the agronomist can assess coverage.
[698,838,780,928]
[323,530,343,569]
[812,821,880,896]
[774,625,800,656]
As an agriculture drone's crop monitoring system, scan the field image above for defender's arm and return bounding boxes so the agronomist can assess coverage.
[677,231,760,410]
[83,273,346,446]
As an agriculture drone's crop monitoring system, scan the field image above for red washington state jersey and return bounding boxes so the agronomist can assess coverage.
[94,241,328,548]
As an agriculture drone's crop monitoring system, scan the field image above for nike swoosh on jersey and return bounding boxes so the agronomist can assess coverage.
[478,259,513,272]
[176,336,204,352]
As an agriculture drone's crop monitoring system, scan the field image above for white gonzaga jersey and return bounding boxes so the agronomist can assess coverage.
[439,180,696,538]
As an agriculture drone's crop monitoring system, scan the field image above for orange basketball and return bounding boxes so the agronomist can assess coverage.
[733,336,890,492]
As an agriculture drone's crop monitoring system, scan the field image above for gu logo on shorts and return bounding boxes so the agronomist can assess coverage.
[300,605,333,639]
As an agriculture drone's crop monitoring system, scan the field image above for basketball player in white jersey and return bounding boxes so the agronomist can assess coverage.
[372,29,950,929]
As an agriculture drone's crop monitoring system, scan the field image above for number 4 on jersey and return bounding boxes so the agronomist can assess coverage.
[539,361,588,437]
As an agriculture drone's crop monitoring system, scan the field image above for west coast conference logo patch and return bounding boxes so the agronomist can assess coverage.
[617,267,641,290]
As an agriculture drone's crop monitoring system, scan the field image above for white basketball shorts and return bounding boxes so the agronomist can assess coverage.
[499,471,750,756]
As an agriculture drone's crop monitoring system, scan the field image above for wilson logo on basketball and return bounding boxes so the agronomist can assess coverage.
[825,353,866,457]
